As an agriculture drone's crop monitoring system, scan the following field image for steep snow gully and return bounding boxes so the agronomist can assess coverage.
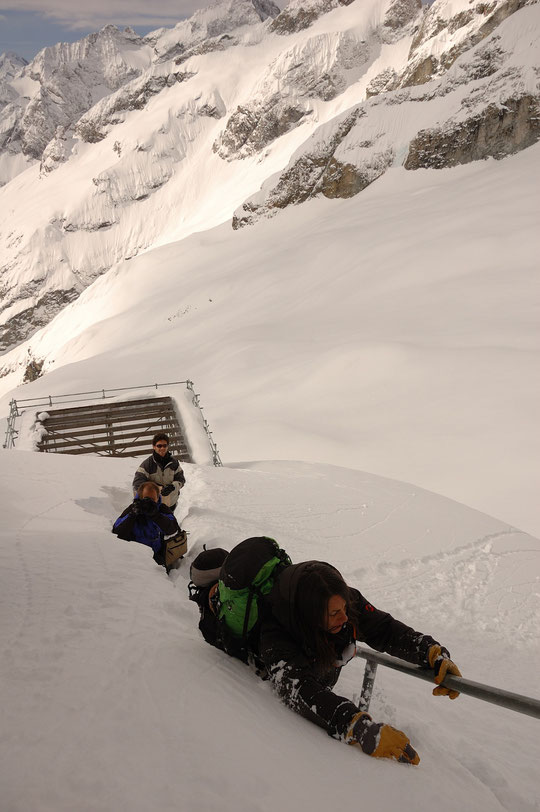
[1,450,539,812]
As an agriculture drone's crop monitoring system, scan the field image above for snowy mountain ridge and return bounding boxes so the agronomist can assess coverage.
[1,0,538,353]
[0,27,153,176]
[0,51,27,85]
[0,1,281,187]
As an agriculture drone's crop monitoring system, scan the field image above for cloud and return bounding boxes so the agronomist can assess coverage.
[0,1,209,30]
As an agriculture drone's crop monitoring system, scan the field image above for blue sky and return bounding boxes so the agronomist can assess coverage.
[0,1,287,62]
[0,2,210,61]
[0,10,143,60]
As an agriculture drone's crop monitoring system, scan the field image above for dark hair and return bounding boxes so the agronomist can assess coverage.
[152,433,169,446]
[294,563,357,670]
[137,481,160,499]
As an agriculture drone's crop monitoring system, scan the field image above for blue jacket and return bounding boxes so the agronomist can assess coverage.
[112,496,179,553]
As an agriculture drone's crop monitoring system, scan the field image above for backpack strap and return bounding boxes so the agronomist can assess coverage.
[242,587,256,641]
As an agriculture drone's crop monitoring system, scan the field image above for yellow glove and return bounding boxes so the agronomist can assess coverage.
[347,712,420,765]
[372,724,420,764]
[428,644,462,699]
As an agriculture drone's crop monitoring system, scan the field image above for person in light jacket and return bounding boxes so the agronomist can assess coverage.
[132,432,185,512]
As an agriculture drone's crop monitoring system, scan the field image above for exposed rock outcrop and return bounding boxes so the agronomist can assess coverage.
[366,67,399,97]
[383,0,422,33]
[23,356,44,383]
[215,30,370,159]
[215,98,310,160]
[402,0,531,87]
[151,0,280,63]
[39,126,74,174]
[404,93,540,168]
[0,52,27,113]
[233,0,539,228]
[1,27,152,162]
[75,70,195,144]
[270,0,355,35]
[232,108,394,227]
[0,288,79,352]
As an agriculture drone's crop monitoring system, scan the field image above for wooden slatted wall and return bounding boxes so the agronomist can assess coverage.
[37,397,192,461]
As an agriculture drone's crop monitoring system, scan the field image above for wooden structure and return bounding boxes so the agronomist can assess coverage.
[36,397,192,461]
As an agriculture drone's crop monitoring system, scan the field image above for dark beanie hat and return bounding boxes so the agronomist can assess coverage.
[190,547,229,587]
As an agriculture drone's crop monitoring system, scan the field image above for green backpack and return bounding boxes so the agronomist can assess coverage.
[217,536,291,639]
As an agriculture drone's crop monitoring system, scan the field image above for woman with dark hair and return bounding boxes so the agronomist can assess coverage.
[189,543,461,765]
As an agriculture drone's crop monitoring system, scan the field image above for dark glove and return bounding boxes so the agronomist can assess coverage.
[347,712,420,765]
[428,644,461,699]
[132,499,143,515]
[161,484,174,497]
[140,497,158,517]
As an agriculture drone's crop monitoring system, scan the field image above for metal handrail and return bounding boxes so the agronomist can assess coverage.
[3,380,222,465]
[186,380,222,466]
[355,645,540,720]
[10,381,190,408]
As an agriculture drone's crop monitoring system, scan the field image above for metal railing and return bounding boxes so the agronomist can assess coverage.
[356,645,540,720]
[185,380,222,466]
[3,380,222,466]
[3,399,19,449]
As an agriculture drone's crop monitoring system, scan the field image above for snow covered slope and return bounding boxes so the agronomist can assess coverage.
[1,135,538,538]
[1,450,539,812]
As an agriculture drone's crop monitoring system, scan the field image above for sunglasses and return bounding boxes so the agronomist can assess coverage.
[155,443,168,449]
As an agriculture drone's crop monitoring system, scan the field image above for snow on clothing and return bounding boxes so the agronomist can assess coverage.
[260,561,442,740]
[112,497,179,554]
[132,451,185,509]
[197,560,443,742]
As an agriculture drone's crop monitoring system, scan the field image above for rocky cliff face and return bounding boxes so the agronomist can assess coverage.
[0,0,282,351]
[214,30,370,160]
[0,28,154,187]
[232,108,394,228]
[0,1,281,187]
[405,93,540,168]
[233,0,540,227]
[148,0,280,63]
[270,0,357,35]
[0,52,27,110]
[0,0,538,353]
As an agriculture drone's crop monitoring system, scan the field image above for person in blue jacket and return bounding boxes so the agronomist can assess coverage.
[112,481,180,566]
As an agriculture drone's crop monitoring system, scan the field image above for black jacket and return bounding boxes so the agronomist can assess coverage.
[258,561,440,739]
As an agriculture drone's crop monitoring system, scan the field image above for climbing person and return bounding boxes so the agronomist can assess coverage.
[132,432,185,512]
[188,538,461,766]
[112,481,187,571]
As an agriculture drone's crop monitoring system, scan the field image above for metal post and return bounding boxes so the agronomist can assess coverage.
[3,400,18,449]
[359,660,378,712]
[355,646,540,720]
